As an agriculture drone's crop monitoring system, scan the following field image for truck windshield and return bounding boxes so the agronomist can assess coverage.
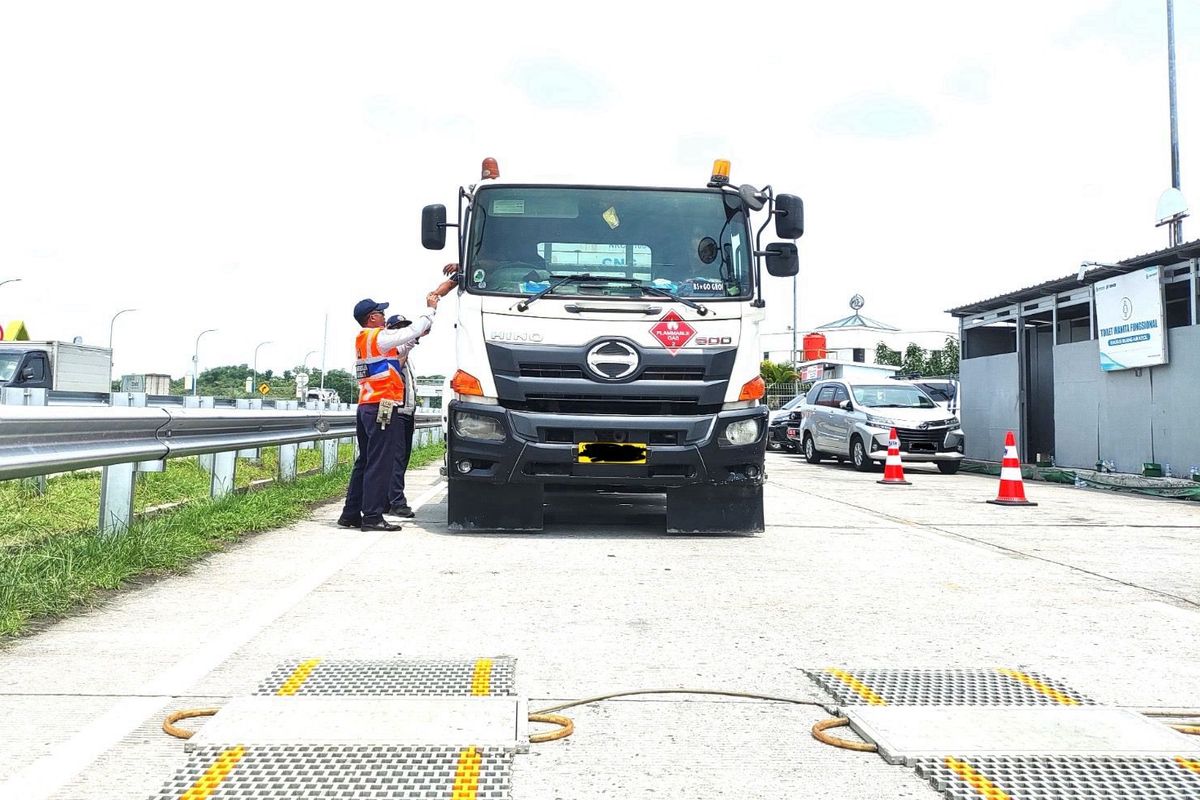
[0,353,19,382]
[465,187,753,300]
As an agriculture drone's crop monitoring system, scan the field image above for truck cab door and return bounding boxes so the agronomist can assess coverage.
[14,353,50,388]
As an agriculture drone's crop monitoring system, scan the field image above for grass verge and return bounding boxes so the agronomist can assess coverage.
[0,440,445,637]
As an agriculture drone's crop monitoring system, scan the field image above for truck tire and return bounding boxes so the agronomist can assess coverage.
[666,483,764,534]
[447,478,545,532]
[937,461,961,475]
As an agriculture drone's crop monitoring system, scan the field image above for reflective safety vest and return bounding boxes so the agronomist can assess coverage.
[354,328,405,404]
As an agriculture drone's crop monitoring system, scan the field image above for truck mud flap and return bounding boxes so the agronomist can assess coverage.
[447,479,545,532]
[666,483,764,535]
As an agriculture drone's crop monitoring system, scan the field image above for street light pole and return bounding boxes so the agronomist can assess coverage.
[302,350,318,372]
[0,278,21,290]
[193,329,216,396]
[108,308,136,351]
[1168,0,1183,245]
[252,340,273,395]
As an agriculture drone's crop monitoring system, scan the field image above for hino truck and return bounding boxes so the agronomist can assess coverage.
[422,158,803,533]
[0,341,112,392]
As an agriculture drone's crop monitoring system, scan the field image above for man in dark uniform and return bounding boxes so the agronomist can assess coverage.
[385,314,419,518]
[337,293,437,531]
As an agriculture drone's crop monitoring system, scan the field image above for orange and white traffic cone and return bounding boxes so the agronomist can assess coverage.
[987,431,1037,506]
[877,428,911,485]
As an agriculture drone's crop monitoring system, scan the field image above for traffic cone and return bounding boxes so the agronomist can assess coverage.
[987,431,1037,506]
[877,428,911,485]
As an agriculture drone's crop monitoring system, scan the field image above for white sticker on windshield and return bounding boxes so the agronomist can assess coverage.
[493,199,525,215]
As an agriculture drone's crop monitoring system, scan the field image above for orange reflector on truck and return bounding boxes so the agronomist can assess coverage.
[739,376,765,401]
[451,369,484,396]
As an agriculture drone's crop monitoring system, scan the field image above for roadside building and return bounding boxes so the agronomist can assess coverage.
[949,240,1200,474]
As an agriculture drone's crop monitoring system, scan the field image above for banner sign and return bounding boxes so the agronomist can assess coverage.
[1093,266,1168,371]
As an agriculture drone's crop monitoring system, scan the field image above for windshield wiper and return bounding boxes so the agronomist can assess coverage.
[515,274,640,312]
[639,283,709,316]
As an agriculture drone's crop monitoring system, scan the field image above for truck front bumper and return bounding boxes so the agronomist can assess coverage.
[447,400,768,488]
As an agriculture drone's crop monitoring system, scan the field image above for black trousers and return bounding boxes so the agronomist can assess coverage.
[341,403,401,525]
[388,412,416,510]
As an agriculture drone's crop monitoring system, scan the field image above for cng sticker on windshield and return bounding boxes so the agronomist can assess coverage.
[649,310,696,355]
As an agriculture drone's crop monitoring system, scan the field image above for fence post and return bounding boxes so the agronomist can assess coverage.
[211,450,237,499]
[299,399,316,450]
[98,392,143,536]
[2,388,49,495]
[278,400,299,482]
[184,396,217,471]
[236,398,262,461]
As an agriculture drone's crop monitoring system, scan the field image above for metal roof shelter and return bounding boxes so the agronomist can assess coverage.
[945,239,1200,466]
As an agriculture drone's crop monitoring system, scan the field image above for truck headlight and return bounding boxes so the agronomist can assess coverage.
[452,411,505,442]
[721,418,761,447]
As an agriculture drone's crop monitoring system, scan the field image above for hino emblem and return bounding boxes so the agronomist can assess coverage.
[586,340,639,380]
[489,330,544,343]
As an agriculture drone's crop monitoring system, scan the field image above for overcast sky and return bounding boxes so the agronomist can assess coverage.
[1,1,1197,379]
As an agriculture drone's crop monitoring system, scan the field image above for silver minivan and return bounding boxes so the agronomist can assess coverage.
[795,379,965,473]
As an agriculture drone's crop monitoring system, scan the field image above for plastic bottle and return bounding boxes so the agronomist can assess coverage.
[1074,473,1085,488]
[1165,463,1172,478]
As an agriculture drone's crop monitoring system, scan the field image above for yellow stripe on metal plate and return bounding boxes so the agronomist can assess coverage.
[945,756,1013,800]
[276,658,321,696]
[471,658,493,696]
[824,668,888,705]
[178,745,246,800]
[995,668,1079,706]
[451,746,482,799]
[1176,756,1200,775]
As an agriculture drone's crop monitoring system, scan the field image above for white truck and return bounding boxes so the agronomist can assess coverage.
[422,158,804,533]
[0,341,112,392]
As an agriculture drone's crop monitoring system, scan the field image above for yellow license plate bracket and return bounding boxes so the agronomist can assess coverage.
[576,442,648,464]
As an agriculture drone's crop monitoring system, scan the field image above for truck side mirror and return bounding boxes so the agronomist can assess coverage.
[421,204,447,250]
[764,242,799,277]
[774,194,804,239]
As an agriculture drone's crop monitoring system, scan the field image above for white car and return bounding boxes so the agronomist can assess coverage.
[907,379,959,416]
[796,379,965,473]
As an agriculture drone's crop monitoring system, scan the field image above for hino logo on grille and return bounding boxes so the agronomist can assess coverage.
[586,340,639,380]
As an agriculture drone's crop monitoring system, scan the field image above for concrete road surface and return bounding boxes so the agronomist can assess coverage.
[0,452,1196,798]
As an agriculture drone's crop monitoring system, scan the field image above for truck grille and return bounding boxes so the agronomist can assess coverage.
[518,364,705,382]
[509,394,715,416]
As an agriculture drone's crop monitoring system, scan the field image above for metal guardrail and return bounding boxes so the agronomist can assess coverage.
[1,391,444,535]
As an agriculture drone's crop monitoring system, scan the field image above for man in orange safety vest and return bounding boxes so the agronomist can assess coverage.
[337,291,438,531]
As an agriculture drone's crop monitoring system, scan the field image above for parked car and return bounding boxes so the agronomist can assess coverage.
[767,395,805,451]
[796,379,965,473]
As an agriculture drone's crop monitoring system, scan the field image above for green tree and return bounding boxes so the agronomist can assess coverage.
[901,343,927,375]
[875,343,902,366]
[925,348,946,376]
[759,360,799,383]
[940,336,959,375]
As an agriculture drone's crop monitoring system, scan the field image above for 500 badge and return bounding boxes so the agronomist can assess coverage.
[693,336,734,346]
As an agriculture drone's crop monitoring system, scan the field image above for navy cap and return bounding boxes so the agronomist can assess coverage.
[386,314,412,329]
[353,298,389,326]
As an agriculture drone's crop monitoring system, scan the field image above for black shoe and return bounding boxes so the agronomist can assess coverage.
[335,516,361,529]
[361,519,402,532]
[388,505,415,518]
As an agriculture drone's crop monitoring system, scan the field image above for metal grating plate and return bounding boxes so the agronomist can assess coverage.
[804,668,1095,707]
[149,744,513,799]
[915,755,1200,799]
[256,657,517,697]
